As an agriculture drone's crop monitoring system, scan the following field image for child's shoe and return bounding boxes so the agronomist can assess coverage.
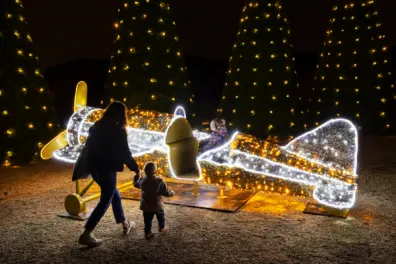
[145,232,154,239]
[159,227,169,233]
[78,234,102,247]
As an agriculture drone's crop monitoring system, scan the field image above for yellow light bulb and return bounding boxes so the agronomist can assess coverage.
[6,129,14,136]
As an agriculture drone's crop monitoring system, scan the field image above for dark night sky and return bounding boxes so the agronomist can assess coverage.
[22,0,396,70]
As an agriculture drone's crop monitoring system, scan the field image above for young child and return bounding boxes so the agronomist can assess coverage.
[133,162,175,239]
[199,118,228,154]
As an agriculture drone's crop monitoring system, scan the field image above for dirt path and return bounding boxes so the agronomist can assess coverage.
[0,137,396,263]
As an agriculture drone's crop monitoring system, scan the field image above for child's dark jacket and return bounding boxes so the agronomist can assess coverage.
[133,174,174,212]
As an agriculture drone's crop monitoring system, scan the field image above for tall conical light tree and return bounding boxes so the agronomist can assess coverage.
[103,0,192,114]
[308,0,396,134]
[218,0,301,139]
[0,0,59,167]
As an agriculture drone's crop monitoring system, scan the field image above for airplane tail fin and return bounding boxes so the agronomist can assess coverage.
[283,119,358,176]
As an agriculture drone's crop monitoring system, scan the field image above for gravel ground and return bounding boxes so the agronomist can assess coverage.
[0,137,396,264]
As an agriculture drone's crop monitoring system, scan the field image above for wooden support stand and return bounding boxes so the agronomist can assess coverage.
[217,185,227,199]
[192,180,199,196]
[58,180,133,221]
[58,210,92,221]
[303,203,350,218]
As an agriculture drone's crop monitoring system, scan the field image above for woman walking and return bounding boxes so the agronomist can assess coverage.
[78,101,140,247]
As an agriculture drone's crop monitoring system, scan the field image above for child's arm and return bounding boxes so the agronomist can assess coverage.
[133,173,142,189]
[158,180,174,197]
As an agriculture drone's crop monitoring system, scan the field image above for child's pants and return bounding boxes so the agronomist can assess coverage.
[143,210,165,233]
[85,171,126,230]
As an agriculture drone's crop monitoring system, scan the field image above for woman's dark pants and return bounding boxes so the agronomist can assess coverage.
[85,171,126,230]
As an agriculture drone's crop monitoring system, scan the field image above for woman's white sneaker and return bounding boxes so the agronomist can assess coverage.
[123,220,136,235]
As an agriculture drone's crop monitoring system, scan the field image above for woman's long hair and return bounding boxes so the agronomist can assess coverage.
[98,101,128,128]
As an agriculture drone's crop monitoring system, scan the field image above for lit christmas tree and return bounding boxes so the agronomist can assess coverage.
[0,0,58,166]
[308,0,396,134]
[218,0,301,138]
[103,0,192,114]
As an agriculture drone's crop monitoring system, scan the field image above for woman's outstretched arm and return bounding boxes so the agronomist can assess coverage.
[119,127,140,174]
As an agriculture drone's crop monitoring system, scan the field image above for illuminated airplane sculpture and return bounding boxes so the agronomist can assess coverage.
[42,81,358,217]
